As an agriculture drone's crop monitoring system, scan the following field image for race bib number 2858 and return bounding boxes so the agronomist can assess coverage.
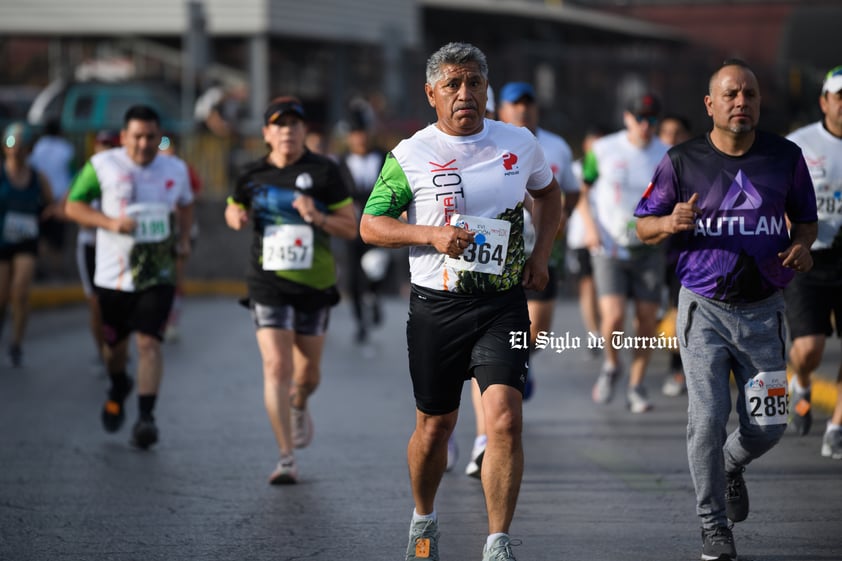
[745,370,788,426]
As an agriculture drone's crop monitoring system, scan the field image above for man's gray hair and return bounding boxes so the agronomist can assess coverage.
[426,42,489,86]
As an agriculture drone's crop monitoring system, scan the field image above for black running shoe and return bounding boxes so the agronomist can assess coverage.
[101,377,134,433]
[701,525,736,561]
[725,467,749,523]
[131,415,159,450]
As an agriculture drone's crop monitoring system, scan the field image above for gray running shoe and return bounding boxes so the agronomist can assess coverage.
[592,363,620,404]
[405,517,439,561]
[291,406,313,448]
[627,385,653,413]
[821,429,842,460]
[482,535,519,561]
[701,525,736,561]
[787,379,812,436]
[725,467,749,523]
[269,456,298,485]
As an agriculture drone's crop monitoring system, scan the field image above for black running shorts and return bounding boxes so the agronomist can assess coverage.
[96,284,176,345]
[524,265,558,302]
[407,284,530,415]
[784,276,842,340]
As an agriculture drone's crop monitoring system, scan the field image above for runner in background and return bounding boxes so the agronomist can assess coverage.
[656,114,692,397]
[158,133,203,342]
[1,122,58,367]
[75,129,120,372]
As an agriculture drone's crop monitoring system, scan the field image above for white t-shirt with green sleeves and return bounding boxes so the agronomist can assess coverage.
[363,119,553,294]
[68,148,193,292]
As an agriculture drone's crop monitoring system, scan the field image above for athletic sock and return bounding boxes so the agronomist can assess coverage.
[138,394,157,419]
[486,533,508,549]
[108,371,130,398]
[412,508,437,522]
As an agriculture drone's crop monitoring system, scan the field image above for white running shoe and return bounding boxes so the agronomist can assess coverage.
[269,455,298,484]
[627,385,653,413]
[465,436,487,479]
[592,363,620,404]
[661,372,686,397]
[821,428,842,460]
[445,435,458,472]
[291,407,314,448]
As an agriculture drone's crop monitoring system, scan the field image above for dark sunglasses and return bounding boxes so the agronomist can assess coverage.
[635,115,659,125]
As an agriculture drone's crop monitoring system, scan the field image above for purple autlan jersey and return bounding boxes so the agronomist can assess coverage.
[635,132,817,303]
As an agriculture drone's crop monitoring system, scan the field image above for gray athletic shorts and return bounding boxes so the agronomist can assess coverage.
[250,302,330,336]
[592,247,664,302]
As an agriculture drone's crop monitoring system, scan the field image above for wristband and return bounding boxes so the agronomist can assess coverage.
[226,196,245,210]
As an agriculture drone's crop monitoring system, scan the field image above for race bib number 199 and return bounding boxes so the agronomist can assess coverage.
[445,214,511,276]
[745,370,788,426]
[126,203,170,244]
[262,224,314,271]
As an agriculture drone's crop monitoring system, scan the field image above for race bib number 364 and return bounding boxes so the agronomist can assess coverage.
[745,370,788,426]
[445,214,511,276]
[262,224,314,271]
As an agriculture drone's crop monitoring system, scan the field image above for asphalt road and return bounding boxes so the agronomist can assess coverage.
[1,294,840,561]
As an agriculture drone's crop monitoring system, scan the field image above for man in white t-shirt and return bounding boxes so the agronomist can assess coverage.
[579,92,669,413]
[66,105,194,451]
[361,42,561,561]
[784,65,842,459]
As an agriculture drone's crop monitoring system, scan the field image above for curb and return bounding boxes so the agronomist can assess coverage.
[30,279,247,310]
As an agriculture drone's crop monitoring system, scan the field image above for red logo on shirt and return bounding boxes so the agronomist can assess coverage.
[165,179,175,190]
[502,153,518,170]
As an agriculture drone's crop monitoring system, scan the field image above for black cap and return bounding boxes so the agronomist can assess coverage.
[626,93,662,117]
[264,96,305,124]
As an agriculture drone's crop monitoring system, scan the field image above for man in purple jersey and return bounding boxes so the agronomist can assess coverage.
[635,59,817,561]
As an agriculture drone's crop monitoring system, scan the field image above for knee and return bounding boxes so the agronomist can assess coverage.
[790,344,823,373]
[744,422,786,445]
[135,335,161,358]
[485,405,522,439]
[262,355,292,384]
[417,414,456,445]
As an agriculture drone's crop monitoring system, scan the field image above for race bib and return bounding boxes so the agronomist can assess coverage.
[126,203,170,244]
[745,370,788,426]
[2,211,38,243]
[262,224,313,271]
[815,193,842,221]
[446,214,511,276]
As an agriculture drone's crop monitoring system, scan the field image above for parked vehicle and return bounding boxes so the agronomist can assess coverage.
[27,79,190,134]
